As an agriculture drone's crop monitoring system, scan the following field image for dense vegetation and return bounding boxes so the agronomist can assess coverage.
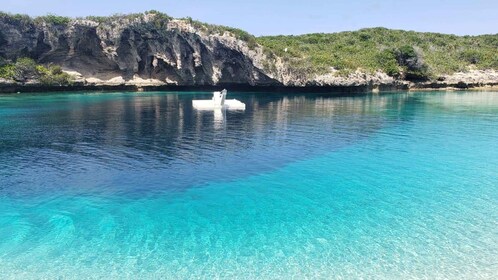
[0,12,70,26]
[0,12,32,25]
[257,28,498,80]
[85,10,173,29]
[0,58,73,85]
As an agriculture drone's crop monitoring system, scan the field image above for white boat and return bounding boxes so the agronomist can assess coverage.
[192,89,246,110]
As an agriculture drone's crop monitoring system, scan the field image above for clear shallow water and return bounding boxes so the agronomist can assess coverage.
[0,91,497,279]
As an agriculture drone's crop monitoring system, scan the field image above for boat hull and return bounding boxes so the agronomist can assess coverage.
[192,99,246,110]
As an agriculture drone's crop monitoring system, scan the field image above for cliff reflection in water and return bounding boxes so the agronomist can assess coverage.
[0,91,413,195]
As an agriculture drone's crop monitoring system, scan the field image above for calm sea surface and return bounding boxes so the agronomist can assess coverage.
[0,91,497,279]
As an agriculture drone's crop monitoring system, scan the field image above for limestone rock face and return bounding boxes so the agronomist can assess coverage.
[412,69,498,89]
[310,70,397,87]
[0,15,279,86]
[442,70,498,85]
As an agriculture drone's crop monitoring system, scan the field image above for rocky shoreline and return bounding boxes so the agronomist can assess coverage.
[1,82,497,95]
[2,69,497,94]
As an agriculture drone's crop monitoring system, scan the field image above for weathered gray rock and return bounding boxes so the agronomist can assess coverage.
[0,14,280,86]
[412,69,498,89]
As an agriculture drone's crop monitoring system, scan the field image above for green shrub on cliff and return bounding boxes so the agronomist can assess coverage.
[257,28,498,77]
[0,58,73,85]
[36,14,71,25]
[37,64,73,85]
[12,57,38,81]
[393,45,431,80]
[145,10,173,20]
[183,17,258,49]
[0,64,16,79]
[85,11,172,26]
[0,58,39,81]
[376,49,400,77]
[459,49,483,65]
[1,12,71,26]
[0,12,32,25]
[145,10,173,29]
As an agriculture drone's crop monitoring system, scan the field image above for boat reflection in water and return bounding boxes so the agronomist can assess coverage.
[213,109,225,129]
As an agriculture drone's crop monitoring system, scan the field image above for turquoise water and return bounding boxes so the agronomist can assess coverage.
[0,91,497,279]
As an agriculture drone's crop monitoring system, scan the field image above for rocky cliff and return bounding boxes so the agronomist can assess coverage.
[0,13,283,87]
[0,12,497,91]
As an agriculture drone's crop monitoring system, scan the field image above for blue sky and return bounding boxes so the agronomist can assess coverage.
[1,0,497,36]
